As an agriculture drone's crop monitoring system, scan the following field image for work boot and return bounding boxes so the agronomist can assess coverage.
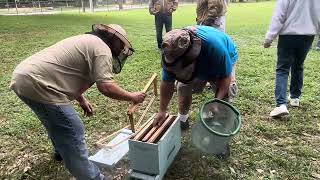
[180,119,190,131]
[53,152,63,161]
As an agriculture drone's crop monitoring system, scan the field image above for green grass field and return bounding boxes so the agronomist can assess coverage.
[1,2,320,179]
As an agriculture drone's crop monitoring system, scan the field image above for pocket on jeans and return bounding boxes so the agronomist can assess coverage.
[54,105,79,133]
[55,106,86,148]
[57,105,77,115]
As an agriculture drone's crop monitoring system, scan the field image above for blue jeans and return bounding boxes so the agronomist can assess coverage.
[275,35,314,106]
[155,13,172,48]
[18,96,104,180]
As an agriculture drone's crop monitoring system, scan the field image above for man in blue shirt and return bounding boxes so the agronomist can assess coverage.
[153,25,238,131]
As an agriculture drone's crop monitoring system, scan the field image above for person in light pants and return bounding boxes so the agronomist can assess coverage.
[196,0,237,102]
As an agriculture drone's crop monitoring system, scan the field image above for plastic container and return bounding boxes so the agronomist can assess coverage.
[191,99,241,154]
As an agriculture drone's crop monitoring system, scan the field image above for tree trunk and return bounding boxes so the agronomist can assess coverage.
[78,0,80,13]
[38,0,42,12]
[89,0,93,12]
[118,0,123,10]
[81,0,85,12]
[7,0,9,12]
[14,0,18,14]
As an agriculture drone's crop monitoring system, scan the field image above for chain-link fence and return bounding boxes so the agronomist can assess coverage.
[0,0,271,15]
[0,0,195,15]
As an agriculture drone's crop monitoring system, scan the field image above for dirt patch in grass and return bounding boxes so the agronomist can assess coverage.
[0,117,7,125]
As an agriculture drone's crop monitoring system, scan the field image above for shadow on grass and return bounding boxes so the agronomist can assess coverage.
[165,128,233,180]
[19,158,70,180]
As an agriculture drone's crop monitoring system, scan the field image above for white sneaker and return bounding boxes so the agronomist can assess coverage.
[289,98,300,107]
[270,104,289,118]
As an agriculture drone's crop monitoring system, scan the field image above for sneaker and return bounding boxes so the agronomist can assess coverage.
[289,98,300,107]
[270,104,289,118]
[180,120,190,131]
[53,152,63,161]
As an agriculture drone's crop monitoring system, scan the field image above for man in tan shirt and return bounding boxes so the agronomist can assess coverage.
[10,24,146,179]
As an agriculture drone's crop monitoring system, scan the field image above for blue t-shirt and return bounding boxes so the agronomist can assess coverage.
[162,25,238,82]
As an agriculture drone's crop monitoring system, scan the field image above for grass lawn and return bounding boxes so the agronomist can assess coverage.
[1,1,320,179]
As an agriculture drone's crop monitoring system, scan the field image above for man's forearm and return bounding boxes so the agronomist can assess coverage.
[76,94,86,103]
[215,76,231,100]
[75,83,94,103]
[97,82,133,102]
[159,81,175,112]
[149,0,155,14]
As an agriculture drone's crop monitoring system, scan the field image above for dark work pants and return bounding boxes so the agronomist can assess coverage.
[155,13,172,49]
[275,35,314,106]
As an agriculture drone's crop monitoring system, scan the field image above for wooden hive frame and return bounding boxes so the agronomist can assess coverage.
[132,114,176,144]
[95,73,158,148]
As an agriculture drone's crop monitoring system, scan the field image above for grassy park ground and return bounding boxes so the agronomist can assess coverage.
[1,1,320,179]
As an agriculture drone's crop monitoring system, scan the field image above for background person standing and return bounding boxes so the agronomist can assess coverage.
[264,0,320,118]
[149,0,178,49]
[196,0,228,32]
[196,0,237,102]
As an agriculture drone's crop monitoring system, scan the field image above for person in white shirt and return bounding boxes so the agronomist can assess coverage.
[264,0,320,118]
